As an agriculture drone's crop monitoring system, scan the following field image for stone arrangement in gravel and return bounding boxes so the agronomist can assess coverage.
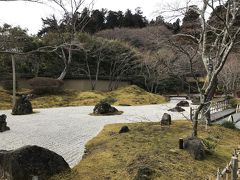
[0,145,70,180]
[168,106,185,112]
[177,100,190,107]
[92,102,123,115]
[0,114,10,132]
[12,95,33,115]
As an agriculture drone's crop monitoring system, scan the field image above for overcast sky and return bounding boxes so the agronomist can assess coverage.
[0,0,196,35]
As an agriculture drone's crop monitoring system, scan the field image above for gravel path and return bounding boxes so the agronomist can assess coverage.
[0,99,190,168]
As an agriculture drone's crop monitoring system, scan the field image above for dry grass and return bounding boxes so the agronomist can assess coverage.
[51,121,240,180]
[0,85,167,110]
[0,87,12,110]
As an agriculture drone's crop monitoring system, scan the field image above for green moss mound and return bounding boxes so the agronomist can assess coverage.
[51,121,240,180]
[0,85,167,110]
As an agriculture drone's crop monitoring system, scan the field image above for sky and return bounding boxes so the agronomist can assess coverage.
[0,0,194,35]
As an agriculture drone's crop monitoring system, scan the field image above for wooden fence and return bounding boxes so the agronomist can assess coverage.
[209,146,240,180]
[210,99,231,113]
[190,99,231,121]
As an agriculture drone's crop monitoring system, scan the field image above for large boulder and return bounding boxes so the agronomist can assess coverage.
[161,113,171,126]
[177,101,189,107]
[168,106,185,112]
[0,145,70,180]
[0,114,10,132]
[28,77,64,95]
[12,95,33,115]
[93,102,118,115]
[183,137,206,160]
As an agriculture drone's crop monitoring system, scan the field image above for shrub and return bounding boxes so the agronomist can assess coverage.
[228,97,237,108]
[100,96,117,104]
[221,121,236,129]
[202,138,218,154]
[28,77,64,95]
[1,80,18,91]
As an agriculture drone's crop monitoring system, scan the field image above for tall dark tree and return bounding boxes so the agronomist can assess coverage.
[180,5,201,37]
[172,18,180,34]
[132,7,148,28]
[38,15,60,36]
[86,9,106,33]
[122,9,135,27]
[106,11,119,29]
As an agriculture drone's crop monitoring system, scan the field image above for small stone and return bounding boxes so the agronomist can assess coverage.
[119,104,131,106]
[119,126,129,134]
[161,113,171,126]
[168,106,185,112]
[177,101,189,107]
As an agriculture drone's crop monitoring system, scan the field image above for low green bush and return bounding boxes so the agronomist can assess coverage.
[221,121,236,129]
[202,137,218,154]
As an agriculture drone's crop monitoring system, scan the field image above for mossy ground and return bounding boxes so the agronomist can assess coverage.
[51,121,240,180]
[0,85,167,110]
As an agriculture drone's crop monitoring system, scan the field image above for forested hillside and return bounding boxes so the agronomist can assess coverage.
[0,5,239,94]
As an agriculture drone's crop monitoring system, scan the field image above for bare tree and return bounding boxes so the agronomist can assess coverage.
[96,25,172,52]
[138,49,170,93]
[218,53,240,95]
[163,0,240,136]
[0,0,94,80]
[45,0,94,80]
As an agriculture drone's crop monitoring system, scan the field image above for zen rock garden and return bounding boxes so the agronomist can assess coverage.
[168,100,190,112]
[0,114,10,132]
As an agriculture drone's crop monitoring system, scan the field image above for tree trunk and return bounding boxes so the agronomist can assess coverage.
[204,77,218,124]
[192,103,204,137]
[11,54,16,108]
[58,66,68,80]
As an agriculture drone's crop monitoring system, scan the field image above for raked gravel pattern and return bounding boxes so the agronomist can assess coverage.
[0,98,191,168]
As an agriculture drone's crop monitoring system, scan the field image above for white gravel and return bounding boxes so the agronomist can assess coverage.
[0,99,190,168]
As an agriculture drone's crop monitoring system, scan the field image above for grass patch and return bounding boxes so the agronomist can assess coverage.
[0,85,167,110]
[0,87,12,110]
[51,121,240,180]
[89,111,124,116]
[109,85,167,105]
